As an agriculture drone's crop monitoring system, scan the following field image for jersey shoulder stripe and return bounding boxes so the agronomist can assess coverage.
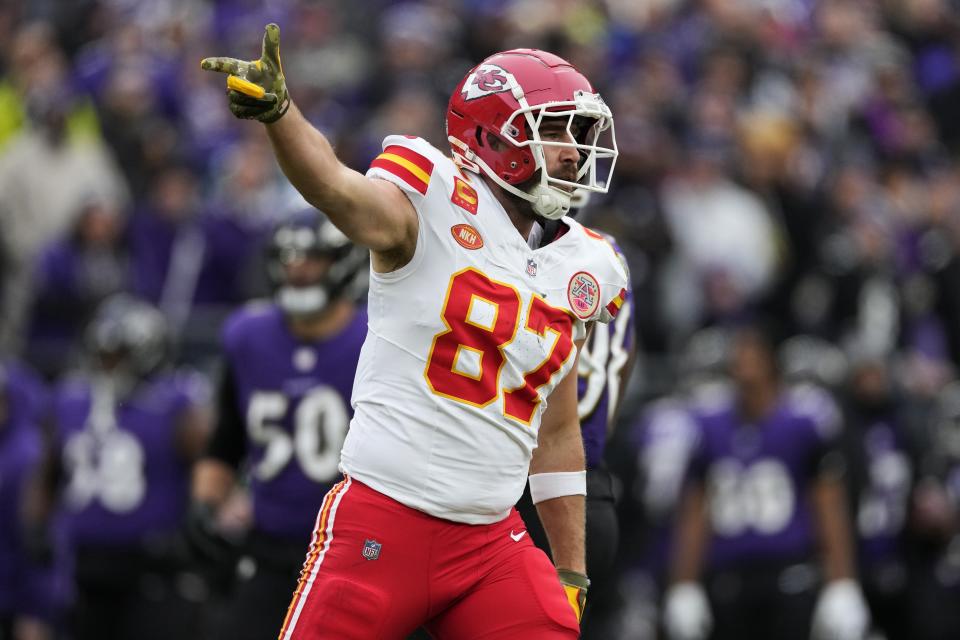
[605,287,628,318]
[370,143,434,195]
[563,220,630,323]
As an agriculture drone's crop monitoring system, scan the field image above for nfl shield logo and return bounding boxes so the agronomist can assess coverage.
[526,259,538,277]
[362,539,381,561]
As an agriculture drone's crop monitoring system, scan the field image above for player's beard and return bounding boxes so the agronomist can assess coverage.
[515,167,578,222]
[552,164,579,186]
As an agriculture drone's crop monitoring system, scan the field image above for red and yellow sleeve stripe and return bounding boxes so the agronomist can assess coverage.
[605,287,627,317]
[370,145,434,195]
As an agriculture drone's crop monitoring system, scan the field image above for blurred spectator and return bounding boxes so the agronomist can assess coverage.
[660,135,782,336]
[0,22,127,355]
[129,158,270,371]
[24,198,129,381]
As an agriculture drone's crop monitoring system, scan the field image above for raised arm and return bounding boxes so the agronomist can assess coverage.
[201,24,417,264]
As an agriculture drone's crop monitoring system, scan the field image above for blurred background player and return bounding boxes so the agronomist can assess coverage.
[898,380,960,640]
[188,211,368,640]
[515,230,636,639]
[611,327,730,639]
[0,359,61,640]
[51,294,211,640]
[664,323,869,640]
[838,347,919,640]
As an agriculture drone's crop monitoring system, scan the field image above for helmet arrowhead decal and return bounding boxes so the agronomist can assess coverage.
[461,64,513,101]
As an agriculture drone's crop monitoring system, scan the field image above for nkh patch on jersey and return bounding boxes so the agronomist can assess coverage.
[451,224,483,249]
[371,145,434,194]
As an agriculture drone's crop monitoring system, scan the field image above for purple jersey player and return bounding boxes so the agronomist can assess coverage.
[55,369,208,546]
[0,361,62,639]
[189,211,368,640]
[53,295,212,640]
[665,324,870,640]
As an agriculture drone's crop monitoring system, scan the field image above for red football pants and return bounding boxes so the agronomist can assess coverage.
[278,476,580,640]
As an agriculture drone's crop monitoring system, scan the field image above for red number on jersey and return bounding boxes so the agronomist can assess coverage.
[424,268,574,422]
[503,296,574,424]
[425,269,520,406]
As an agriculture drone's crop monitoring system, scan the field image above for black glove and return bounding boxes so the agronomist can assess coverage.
[182,501,242,567]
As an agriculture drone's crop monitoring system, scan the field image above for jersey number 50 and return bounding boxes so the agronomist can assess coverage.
[247,387,348,482]
[425,268,574,424]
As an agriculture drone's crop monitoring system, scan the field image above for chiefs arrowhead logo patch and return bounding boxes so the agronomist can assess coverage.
[568,271,600,319]
[451,224,483,250]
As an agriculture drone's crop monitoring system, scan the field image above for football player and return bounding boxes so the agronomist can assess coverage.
[0,361,59,640]
[611,328,728,639]
[201,25,628,639]
[514,232,636,635]
[52,294,211,640]
[664,324,870,640]
[189,212,368,640]
[904,381,960,640]
[839,351,917,640]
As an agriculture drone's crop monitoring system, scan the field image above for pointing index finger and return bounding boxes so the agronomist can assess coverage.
[200,57,243,76]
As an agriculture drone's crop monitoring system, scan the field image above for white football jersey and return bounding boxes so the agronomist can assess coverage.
[339,135,629,524]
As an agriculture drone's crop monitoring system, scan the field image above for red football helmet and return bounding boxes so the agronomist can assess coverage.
[446,49,617,219]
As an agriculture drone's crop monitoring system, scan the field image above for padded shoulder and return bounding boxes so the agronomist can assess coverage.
[366,135,453,200]
[565,220,630,323]
[221,300,280,351]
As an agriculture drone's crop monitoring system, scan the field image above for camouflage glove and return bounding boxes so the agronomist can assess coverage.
[557,568,590,623]
[200,23,289,123]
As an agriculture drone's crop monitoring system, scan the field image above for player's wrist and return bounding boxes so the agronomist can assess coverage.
[528,470,587,503]
[557,568,589,623]
[556,568,590,589]
[261,95,291,124]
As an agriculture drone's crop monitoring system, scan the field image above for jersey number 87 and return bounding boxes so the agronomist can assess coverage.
[425,268,574,425]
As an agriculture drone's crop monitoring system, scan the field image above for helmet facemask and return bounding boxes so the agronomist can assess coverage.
[85,294,169,398]
[450,83,617,220]
[268,219,368,319]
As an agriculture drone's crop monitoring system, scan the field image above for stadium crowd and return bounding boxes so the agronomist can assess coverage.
[1,0,959,638]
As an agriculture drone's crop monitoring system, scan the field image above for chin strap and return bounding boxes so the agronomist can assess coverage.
[451,136,572,221]
[528,183,572,219]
